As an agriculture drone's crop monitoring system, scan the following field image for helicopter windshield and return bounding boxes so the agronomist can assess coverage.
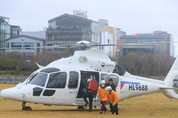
[28,72,48,87]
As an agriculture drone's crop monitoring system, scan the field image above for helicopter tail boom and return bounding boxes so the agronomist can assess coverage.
[162,57,178,99]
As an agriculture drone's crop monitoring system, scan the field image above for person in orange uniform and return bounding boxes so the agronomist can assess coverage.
[106,86,119,115]
[97,80,108,114]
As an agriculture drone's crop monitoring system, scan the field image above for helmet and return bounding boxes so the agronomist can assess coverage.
[106,86,112,91]
[87,79,91,82]
[100,80,106,84]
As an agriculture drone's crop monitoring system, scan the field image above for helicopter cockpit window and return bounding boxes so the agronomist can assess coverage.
[101,74,109,84]
[68,71,79,89]
[110,75,119,87]
[46,72,67,88]
[28,72,48,87]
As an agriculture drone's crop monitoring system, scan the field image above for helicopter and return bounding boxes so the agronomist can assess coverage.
[1,40,178,110]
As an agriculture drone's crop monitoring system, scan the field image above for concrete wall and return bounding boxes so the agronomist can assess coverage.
[0,76,26,84]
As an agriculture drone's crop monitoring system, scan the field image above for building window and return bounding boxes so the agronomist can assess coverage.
[11,42,22,50]
[156,49,161,53]
[140,39,152,43]
[157,39,161,42]
[126,39,138,43]
[23,42,35,50]
[37,42,40,47]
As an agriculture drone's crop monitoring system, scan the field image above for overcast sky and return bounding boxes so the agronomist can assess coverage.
[1,0,178,54]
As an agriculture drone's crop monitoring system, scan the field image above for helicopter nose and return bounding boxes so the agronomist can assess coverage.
[0,87,24,101]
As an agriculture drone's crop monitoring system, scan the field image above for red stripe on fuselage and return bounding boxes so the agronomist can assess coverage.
[121,83,125,89]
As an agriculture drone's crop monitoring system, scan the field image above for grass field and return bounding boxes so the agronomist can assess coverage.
[0,84,178,118]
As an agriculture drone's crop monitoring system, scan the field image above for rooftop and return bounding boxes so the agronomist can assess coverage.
[6,35,45,42]
[48,13,98,23]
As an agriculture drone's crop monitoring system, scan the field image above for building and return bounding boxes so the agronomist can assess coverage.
[0,16,21,55]
[99,19,126,58]
[0,16,10,55]
[100,31,113,57]
[46,13,100,46]
[119,31,173,56]
[5,35,45,56]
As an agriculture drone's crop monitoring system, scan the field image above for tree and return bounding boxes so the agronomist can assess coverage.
[117,51,175,76]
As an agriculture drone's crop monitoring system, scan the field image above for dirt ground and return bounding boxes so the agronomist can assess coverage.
[0,84,178,118]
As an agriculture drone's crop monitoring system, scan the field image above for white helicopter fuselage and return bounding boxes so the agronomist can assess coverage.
[1,49,178,108]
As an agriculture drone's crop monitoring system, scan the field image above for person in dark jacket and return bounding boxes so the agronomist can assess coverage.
[83,79,94,111]
[78,79,87,109]
[107,79,116,91]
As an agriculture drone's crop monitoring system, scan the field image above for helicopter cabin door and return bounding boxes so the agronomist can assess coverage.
[44,71,67,105]
[63,71,80,105]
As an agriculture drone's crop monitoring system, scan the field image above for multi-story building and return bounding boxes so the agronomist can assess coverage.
[0,16,10,55]
[99,19,126,58]
[119,31,173,56]
[0,16,21,55]
[100,31,113,57]
[46,13,100,46]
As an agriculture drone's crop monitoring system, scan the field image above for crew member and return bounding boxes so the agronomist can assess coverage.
[97,80,108,114]
[106,78,116,112]
[106,78,116,91]
[78,78,87,109]
[106,86,119,115]
[83,79,94,111]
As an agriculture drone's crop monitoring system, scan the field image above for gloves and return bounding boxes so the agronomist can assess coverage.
[112,104,115,106]
[82,89,87,93]
[97,96,99,100]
